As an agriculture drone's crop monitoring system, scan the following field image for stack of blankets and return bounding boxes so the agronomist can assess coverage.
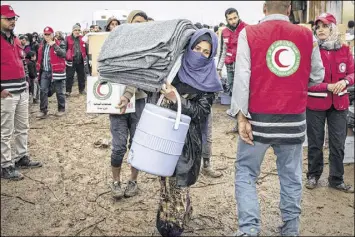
[97,19,196,92]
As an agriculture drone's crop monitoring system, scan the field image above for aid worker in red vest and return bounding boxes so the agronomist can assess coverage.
[1,5,42,181]
[36,26,67,119]
[305,13,354,193]
[217,8,247,133]
[216,7,247,94]
[65,24,88,97]
[230,1,325,236]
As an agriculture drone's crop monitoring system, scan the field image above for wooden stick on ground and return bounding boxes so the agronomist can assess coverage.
[75,218,106,236]
[1,193,35,205]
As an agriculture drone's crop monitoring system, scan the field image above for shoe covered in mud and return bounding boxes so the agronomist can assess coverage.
[79,90,87,95]
[36,111,48,119]
[329,182,354,193]
[55,111,66,117]
[124,180,138,198]
[1,166,24,181]
[201,166,223,178]
[110,181,124,199]
[15,156,43,169]
[65,92,71,98]
[33,99,39,104]
[305,176,317,189]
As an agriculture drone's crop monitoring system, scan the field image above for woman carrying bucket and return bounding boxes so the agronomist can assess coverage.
[156,29,223,236]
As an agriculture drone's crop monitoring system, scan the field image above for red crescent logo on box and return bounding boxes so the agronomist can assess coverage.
[93,81,112,100]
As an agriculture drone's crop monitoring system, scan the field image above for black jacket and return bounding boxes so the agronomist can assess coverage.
[27,59,37,80]
[167,76,215,187]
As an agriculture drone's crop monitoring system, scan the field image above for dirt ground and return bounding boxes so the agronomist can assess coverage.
[1,86,354,236]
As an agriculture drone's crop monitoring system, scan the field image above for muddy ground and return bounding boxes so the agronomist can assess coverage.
[1,85,354,236]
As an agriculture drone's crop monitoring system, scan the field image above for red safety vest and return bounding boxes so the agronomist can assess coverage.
[37,40,66,73]
[221,21,247,65]
[246,20,313,115]
[1,36,25,81]
[65,35,87,62]
[307,45,355,111]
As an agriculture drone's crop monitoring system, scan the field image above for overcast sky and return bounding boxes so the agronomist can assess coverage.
[4,1,265,34]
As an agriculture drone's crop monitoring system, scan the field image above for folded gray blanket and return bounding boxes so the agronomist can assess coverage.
[100,54,183,93]
[97,19,195,92]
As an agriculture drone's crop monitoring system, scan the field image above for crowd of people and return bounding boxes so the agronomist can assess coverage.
[1,1,354,237]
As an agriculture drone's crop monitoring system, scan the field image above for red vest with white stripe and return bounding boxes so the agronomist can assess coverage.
[37,40,66,73]
[247,21,313,115]
[65,35,87,62]
[222,21,247,65]
[307,46,354,111]
[36,40,66,80]
[245,19,314,144]
[1,36,25,81]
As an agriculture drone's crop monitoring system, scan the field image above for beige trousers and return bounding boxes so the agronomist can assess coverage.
[1,90,29,168]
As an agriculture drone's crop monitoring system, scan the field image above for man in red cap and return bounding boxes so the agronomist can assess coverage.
[1,4,42,181]
[36,26,67,119]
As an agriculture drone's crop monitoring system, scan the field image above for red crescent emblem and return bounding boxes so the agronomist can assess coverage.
[275,49,289,68]
[96,84,104,96]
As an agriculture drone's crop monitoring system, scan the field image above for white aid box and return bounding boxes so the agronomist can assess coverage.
[86,76,135,114]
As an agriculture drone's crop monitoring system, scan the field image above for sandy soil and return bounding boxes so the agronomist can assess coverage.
[1,87,354,236]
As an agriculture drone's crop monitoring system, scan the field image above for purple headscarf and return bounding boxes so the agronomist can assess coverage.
[177,29,223,93]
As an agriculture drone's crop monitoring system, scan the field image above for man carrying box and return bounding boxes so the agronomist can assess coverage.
[109,10,149,199]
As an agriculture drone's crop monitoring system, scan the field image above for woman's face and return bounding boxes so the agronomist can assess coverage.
[109,20,119,31]
[316,21,331,40]
[132,15,146,23]
[193,41,211,58]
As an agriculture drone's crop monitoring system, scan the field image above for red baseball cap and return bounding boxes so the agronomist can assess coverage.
[315,13,337,25]
[0,5,19,18]
[43,26,54,34]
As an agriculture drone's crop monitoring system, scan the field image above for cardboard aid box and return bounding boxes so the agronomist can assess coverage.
[87,32,109,77]
[86,33,135,114]
[86,76,135,114]
[299,24,312,31]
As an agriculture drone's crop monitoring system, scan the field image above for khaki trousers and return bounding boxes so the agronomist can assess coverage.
[1,90,29,168]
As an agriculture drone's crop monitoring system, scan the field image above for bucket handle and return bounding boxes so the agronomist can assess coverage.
[156,88,181,130]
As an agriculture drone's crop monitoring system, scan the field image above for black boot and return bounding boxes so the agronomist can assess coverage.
[1,166,24,181]
[15,156,42,169]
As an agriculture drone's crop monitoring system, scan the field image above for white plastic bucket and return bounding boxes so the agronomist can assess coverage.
[128,89,191,176]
